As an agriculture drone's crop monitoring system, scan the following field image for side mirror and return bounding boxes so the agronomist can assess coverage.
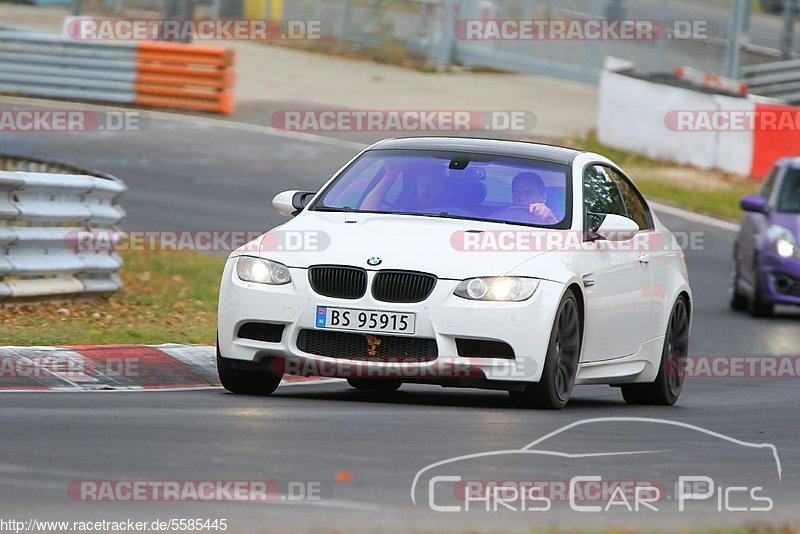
[740,194,766,213]
[588,213,640,241]
[272,190,315,217]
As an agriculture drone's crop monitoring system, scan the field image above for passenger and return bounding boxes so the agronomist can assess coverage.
[494,172,559,225]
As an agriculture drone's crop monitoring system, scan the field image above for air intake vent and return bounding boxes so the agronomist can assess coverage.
[372,270,437,303]
[297,329,438,362]
[237,322,285,343]
[455,338,515,359]
[308,265,367,299]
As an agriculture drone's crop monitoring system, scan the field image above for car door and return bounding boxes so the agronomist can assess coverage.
[577,165,653,362]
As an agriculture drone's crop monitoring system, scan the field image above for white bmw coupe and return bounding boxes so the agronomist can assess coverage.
[217,138,691,409]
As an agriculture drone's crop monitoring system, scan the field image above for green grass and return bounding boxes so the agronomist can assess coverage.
[567,133,761,221]
[0,251,225,346]
[635,179,758,221]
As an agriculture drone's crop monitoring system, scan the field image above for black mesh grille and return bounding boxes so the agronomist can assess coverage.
[308,266,367,299]
[774,274,800,297]
[372,270,437,303]
[297,329,437,362]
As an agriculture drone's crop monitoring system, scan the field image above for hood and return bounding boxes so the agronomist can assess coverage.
[768,211,800,237]
[246,211,563,279]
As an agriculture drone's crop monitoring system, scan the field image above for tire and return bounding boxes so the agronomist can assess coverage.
[347,378,402,391]
[622,297,689,406]
[509,290,581,410]
[748,267,774,318]
[216,343,283,395]
[729,255,748,311]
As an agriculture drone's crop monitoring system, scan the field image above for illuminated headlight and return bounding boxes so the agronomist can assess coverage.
[767,225,798,259]
[236,257,292,285]
[454,277,540,301]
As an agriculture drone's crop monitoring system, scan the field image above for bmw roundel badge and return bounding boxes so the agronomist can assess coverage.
[367,257,382,266]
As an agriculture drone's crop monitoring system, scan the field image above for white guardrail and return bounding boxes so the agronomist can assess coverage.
[0,155,126,302]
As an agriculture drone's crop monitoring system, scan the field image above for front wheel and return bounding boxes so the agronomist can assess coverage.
[748,268,774,318]
[216,344,283,395]
[509,291,582,410]
[729,256,748,311]
[622,297,689,406]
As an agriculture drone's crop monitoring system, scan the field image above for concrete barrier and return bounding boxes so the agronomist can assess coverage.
[598,61,800,179]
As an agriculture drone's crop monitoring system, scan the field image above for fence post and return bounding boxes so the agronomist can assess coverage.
[723,0,748,79]
[434,0,458,67]
[654,0,669,72]
[339,0,354,41]
[605,0,625,20]
[781,0,798,59]
[521,0,534,20]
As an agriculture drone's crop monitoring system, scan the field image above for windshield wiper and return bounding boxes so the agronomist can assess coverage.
[313,206,354,212]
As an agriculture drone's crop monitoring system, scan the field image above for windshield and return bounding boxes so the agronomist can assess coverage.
[778,169,800,214]
[311,149,571,228]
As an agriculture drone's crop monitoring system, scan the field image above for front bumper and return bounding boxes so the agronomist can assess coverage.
[759,253,800,306]
[217,258,565,383]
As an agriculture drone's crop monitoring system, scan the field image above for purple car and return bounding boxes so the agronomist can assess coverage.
[731,157,800,316]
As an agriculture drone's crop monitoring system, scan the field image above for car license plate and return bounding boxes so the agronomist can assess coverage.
[315,306,416,335]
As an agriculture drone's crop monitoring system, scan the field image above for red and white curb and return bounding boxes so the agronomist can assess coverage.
[0,344,335,392]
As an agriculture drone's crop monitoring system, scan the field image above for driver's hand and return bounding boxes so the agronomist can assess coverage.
[528,203,558,224]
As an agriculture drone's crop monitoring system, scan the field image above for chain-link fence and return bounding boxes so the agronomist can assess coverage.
[10,0,800,87]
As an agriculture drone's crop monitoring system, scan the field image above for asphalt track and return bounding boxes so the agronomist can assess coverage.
[1,97,799,532]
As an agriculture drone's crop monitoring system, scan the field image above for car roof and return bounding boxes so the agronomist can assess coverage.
[367,137,583,166]
[775,156,800,169]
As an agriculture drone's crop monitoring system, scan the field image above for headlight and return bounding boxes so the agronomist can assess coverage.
[454,277,540,301]
[236,257,292,285]
[767,225,798,259]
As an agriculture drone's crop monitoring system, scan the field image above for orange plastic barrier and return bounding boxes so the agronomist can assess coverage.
[133,41,235,114]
